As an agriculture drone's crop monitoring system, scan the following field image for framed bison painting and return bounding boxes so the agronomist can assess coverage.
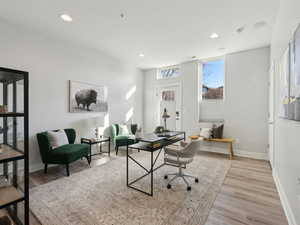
[69,80,108,113]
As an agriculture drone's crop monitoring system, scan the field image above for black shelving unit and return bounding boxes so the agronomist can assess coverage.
[0,67,29,225]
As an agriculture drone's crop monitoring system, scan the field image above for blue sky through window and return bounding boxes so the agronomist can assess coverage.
[203,60,224,88]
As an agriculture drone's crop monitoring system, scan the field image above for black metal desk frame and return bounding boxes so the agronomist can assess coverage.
[81,137,111,162]
[126,132,185,196]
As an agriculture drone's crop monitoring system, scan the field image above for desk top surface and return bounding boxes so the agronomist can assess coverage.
[136,131,185,143]
[129,131,185,151]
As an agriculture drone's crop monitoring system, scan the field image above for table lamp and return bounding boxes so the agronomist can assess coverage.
[162,108,170,130]
[92,117,104,138]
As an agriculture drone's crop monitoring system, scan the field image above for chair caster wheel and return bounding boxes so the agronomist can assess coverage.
[164,175,168,179]
[167,184,172,189]
[187,186,191,191]
[195,178,199,183]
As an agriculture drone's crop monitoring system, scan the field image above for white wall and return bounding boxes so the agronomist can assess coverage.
[0,20,143,171]
[271,0,300,224]
[143,47,269,159]
[223,48,269,157]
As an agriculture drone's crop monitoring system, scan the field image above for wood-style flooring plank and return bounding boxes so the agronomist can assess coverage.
[205,157,288,225]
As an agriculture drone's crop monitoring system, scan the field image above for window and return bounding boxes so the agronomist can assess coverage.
[157,66,180,79]
[201,59,224,100]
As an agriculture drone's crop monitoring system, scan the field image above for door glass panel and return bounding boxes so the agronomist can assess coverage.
[160,89,176,131]
[162,90,175,101]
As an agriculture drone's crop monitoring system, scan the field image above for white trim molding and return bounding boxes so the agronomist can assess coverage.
[273,170,298,225]
[157,65,181,80]
[234,149,268,160]
[200,145,268,160]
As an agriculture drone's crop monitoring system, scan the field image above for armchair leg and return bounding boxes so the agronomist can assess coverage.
[66,164,70,176]
[86,156,91,166]
[115,146,119,155]
[44,164,48,174]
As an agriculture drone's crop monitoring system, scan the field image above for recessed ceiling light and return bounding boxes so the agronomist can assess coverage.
[210,33,219,39]
[254,21,267,29]
[219,47,226,51]
[139,53,145,57]
[60,14,73,22]
[236,26,245,33]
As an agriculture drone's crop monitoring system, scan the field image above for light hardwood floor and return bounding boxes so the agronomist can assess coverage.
[206,157,288,225]
[28,151,288,225]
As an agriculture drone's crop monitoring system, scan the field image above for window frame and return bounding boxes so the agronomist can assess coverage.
[199,56,226,101]
[157,65,181,80]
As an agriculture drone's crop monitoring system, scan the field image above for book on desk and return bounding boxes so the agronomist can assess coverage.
[130,131,185,151]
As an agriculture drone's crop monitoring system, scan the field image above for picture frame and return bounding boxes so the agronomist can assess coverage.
[69,80,108,113]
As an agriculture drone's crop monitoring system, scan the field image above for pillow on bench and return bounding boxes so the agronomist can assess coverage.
[211,124,224,139]
[199,123,224,139]
[199,128,212,139]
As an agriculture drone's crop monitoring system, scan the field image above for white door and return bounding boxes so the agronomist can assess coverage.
[268,61,275,168]
[157,84,181,131]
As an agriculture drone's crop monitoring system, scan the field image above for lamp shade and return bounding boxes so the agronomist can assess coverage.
[162,108,170,119]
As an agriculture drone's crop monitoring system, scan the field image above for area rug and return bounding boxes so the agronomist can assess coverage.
[30,152,231,225]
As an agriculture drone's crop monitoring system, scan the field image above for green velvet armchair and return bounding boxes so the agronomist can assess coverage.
[36,128,90,176]
[110,124,137,155]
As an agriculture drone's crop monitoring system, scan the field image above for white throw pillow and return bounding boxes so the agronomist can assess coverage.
[127,124,133,135]
[47,130,69,149]
[119,124,129,135]
[199,128,212,139]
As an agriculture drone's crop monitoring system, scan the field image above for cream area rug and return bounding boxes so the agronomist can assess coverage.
[30,152,231,225]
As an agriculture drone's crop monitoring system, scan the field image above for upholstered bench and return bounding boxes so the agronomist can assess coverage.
[189,135,234,159]
[205,138,234,159]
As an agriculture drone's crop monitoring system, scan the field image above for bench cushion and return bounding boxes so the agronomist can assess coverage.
[207,138,234,143]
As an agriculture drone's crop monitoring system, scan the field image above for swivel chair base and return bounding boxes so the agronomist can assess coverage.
[164,166,198,191]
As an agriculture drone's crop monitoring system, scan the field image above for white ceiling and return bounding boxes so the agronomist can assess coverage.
[0,0,279,69]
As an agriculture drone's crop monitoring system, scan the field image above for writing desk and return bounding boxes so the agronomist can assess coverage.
[126,131,185,196]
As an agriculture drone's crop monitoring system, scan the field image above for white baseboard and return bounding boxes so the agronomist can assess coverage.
[30,163,45,173]
[0,163,51,174]
[29,143,111,173]
[200,145,268,160]
[30,161,73,173]
[0,163,45,174]
[234,149,269,160]
[273,170,298,225]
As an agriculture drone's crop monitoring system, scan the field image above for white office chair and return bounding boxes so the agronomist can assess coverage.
[164,139,201,191]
